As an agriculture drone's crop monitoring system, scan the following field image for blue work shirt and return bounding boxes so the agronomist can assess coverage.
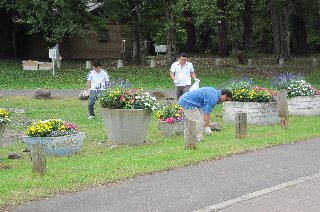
[177,87,221,114]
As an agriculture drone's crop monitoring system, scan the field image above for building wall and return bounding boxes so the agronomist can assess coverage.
[20,25,122,59]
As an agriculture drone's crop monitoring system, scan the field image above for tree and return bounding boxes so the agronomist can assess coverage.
[242,0,253,51]
[269,0,290,61]
[0,0,109,43]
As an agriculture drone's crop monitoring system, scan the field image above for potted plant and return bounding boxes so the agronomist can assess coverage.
[155,103,185,136]
[99,80,159,145]
[271,72,319,116]
[0,109,11,136]
[220,77,279,125]
[22,118,85,156]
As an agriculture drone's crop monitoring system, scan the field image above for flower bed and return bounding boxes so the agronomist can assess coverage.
[272,72,319,116]
[287,95,320,116]
[23,118,84,156]
[155,103,185,135]
[221,78,279,125]
[0,109,11,125]
[99,80,159,145]
[223,101,279,125]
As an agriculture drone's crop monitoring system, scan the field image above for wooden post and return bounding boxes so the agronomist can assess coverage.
[276,89,289,129]
[31,143,46,174]
[184,120,197,149]
[235,113,247,138]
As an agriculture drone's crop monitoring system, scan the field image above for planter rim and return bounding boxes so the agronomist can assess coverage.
[21,132,85,138]
[100,108,148,111]
[158,120,185,123]
[227,101,275,103]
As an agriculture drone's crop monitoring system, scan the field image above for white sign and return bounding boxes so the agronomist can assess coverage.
[49,48,57,59]
[155,45,166,53]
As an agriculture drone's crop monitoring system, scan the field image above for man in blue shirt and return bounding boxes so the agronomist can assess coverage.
[178,87,232,141]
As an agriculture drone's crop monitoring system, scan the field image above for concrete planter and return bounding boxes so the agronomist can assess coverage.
[22,133,85,156]
[288,95,320,116]
[158,121,184,136]
[223,101,279,125]
[100,108,151,145]
[0,124,5,136]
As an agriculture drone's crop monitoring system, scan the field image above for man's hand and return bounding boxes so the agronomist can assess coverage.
[204,127,212,135]
[84,89,90,96]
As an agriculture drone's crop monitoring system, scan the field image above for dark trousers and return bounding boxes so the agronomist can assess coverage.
[88,90,98,116]
[175,85,191,101]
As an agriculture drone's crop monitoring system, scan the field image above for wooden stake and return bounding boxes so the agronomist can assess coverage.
[184,120,197,149]
[276,89,289,129]
[235,113,247,138]
[31,142,46,174]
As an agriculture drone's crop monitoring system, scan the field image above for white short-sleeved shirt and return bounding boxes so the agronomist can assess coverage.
[170,61,194,86]
[86,69,109,90]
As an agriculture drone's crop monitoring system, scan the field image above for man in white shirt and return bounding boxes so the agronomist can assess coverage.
[170,53,199,100]
[85,61,109,119]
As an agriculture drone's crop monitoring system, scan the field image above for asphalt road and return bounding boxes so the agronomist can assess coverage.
[7,137,320,212]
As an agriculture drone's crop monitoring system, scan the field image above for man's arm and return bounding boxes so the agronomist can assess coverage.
[170,71,176,80]
[204,113,210,127]
[85,80,91,90]
[191,72,197,80]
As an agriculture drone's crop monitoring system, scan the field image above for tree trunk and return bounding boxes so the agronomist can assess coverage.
[242,0,253,51]
[217,0,229,56]
[131,0,143,65]
[0,10,14,57]
[166,0,177,66]
[291,14,308,55]
[269,0,290,61]
[183,10,197,53]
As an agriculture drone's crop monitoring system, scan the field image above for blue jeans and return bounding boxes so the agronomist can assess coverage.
[88,90,98,116]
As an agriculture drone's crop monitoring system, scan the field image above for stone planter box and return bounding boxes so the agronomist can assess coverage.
[100,108,151,145]
[158,121,184,136]
[287,95,320,116]
[223,101,280,125]
[22,133,85,156]
[0,124,5,136]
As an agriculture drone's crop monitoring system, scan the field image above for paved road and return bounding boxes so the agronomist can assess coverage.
[7,137,320,212]
[0,89,176,99]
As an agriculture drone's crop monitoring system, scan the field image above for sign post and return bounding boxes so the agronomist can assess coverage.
[49,48,57,75]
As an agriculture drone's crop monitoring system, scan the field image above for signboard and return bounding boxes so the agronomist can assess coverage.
[49,48,57,59]
[155,45,166,53]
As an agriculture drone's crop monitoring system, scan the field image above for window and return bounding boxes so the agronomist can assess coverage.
[98,31,110,42]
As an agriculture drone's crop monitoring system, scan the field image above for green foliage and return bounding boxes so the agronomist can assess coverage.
[1,0,108,42]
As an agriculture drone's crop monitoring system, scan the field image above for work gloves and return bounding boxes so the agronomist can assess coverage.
[204,127,212,135]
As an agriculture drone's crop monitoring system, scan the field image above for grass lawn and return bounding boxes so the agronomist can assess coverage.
[0,58,320,208]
